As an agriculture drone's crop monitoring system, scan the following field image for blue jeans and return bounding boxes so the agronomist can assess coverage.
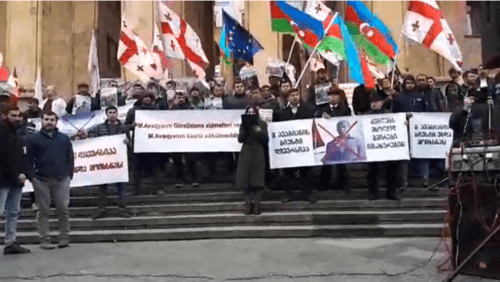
[0,186,23,247]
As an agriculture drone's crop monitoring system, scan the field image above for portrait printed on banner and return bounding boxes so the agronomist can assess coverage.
[240,67,260,91]
[313,118,367,164]
[314,82,332,105]
[100,88,118,108]
[73,95,92,114]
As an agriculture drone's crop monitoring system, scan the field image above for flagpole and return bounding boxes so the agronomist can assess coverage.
[286,36,297,64]
[294,13,338,89]
[391,12,407,89]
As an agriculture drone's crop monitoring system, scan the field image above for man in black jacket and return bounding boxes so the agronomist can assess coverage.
[125,91,162,195]
[88,106,132,220]
[0,105,31,254]
[26,111,74,250]
[364,92,400,200]
[279,89,317,203]
[449,88,499,143]
[307,68,329,106]
[315,88,352,194]
[352,84,372,115]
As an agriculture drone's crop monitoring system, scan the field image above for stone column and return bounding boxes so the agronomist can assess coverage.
[5,1,37,89]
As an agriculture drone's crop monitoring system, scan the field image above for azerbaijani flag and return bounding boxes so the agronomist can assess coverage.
[306,2,375,88]
[219,24,232,66]
[345,1,397,66]
[270,1,294,33]
[272,1,325,48]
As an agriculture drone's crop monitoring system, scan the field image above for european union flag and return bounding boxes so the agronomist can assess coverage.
[222,10,263,65]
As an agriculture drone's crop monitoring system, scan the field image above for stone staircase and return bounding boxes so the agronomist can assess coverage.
[0,181,449,244]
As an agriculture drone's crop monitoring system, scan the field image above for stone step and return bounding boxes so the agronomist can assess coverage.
[62,188,448,207]
[4,210,447,232]
[1,223,445,245]
[66,176,447,196]
[13,198,448,220]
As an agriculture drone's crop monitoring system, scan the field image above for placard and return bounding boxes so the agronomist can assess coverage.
[409,112,454,158]
[71,134,129,187]
[134,110,245,152]
[268,113,410,169]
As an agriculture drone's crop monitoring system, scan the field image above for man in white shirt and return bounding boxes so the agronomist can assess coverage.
[40,86,67,118]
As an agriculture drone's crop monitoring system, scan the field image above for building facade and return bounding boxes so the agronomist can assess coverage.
[0,1,486,101]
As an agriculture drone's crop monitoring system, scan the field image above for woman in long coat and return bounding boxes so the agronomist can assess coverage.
[236,106,268,215]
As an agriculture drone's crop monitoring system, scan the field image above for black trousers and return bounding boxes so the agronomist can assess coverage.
[367,161,400,197]
[97,183,126,210]
[132,153,161,194]
[171,153,200,183]
[283,167,312,198]
[320,164,349,189]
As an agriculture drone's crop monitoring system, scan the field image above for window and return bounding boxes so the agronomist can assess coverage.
[466,1,481,37]
[97,1,121,78]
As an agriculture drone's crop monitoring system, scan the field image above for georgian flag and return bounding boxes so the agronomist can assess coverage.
[7,67,20,103]
[117,18,159,82]
[159,2,209,80]
[152,24,170,80]
[402,0,463,71]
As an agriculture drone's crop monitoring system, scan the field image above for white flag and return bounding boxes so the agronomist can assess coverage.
[402,0,463,71]
[34,68,43,105]
[88,30,100,97]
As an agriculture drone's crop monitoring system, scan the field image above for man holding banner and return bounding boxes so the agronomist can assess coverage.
[316,88,353,193]
[26,111,74,250]
[88,106,131,220]
[365,91,400,201]
[125,91,162,195]
[279,88,316,203]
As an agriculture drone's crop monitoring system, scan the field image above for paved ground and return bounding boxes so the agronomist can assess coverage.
[0,238,495,282]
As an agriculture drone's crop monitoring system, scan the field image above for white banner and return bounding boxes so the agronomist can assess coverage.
[409,112,453,159]
[58,103,134,137]
[268,113,410,169]
[134,110,245,152]
[71,134,129,187]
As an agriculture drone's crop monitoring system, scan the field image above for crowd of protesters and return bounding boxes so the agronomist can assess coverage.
[1,65,500,254]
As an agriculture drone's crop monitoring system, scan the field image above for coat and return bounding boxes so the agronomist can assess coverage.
[0,120,26,187]
[235,119,268,190]
[25,129,74,181]
[278,103,316,121]
[315,102,352,118]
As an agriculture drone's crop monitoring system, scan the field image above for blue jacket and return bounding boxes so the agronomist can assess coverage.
[25,129,74,181]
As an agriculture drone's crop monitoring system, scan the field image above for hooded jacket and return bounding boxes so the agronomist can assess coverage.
[392,78,428,113]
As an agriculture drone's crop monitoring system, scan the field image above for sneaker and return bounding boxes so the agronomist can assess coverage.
[57,237,69,249]
[3,242,31,255]
[40,238,55,250]
[92,210,107,220]
[175,183,183,188]
[31,203,38,211]
[192,183,199,187]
